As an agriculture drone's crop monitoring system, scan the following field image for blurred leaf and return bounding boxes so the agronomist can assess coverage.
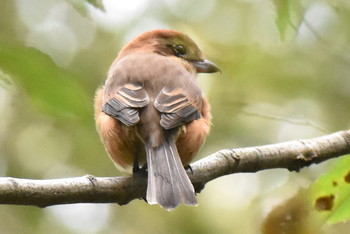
[0,43,91,122]
[273,0,290,40]
[86,0,105,11]
[67,0,105,16]
[0,69,14,88]
[264,156,350,234]
[273,0,305,41]
[310,155,350,223]
[263,189,315,234]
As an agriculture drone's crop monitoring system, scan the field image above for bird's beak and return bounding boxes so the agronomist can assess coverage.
[192,59,221,73]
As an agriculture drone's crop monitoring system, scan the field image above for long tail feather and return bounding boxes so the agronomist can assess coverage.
[146,137,197,210]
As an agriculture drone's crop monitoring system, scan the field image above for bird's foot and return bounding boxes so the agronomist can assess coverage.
[133,161,147,177]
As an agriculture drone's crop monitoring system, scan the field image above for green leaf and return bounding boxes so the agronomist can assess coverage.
[86,0,105,11]
[67,0,105,16]
[310,155,350,223]
[273,0,291,41]
[0,69,14,88]
[0,43,91,123]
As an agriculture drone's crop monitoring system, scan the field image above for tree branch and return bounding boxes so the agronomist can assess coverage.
[1,130,349,208]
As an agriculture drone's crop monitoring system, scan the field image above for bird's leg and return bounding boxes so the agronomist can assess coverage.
[185,165,194,174]
[133,156,147,176]
[132,158,141,174]
[140,163,148,173]
[132,158,147,202]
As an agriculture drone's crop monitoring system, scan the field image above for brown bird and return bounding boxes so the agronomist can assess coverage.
[94,29,219,209]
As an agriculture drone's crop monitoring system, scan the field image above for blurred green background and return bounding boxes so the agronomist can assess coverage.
[1,0,350,233]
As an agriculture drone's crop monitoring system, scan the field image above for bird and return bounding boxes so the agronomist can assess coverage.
[94,29,220,210]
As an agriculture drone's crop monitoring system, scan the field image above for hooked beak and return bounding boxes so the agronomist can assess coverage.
[192,59,221,73]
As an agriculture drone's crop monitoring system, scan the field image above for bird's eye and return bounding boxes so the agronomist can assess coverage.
[173,44,186,57]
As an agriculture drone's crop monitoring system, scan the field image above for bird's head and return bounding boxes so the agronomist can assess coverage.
[118,29,220,74]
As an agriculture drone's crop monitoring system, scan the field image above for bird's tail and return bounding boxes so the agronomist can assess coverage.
[145,136,197,210]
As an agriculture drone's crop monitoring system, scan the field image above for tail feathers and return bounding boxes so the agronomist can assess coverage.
[146,137,197,210]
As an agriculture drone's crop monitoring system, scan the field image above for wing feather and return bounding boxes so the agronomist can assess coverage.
[155,88,200,129]
[103,83,149,126]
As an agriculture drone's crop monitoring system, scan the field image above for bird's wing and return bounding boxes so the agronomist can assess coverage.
[155,88,201,130]
[103,83,149,126]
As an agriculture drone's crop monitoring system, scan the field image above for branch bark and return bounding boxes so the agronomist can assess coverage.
[1,130,349,208]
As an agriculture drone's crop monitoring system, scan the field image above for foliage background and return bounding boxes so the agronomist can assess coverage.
[0,0,350,233]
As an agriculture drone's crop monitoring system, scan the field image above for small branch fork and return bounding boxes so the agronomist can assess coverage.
[0,130,349,208]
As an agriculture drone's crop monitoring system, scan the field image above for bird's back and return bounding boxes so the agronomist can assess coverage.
[105,53,202,144]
